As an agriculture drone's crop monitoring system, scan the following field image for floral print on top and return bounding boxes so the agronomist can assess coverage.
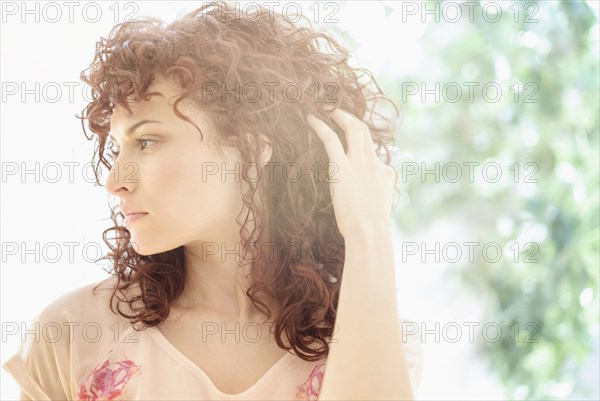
[77,348,142,401]
[296,361,326,401]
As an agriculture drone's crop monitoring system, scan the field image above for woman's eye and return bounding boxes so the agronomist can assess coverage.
[138,138,156,150]
[105,139,156,160]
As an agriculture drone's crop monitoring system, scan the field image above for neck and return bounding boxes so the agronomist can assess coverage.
[173,240,279,324]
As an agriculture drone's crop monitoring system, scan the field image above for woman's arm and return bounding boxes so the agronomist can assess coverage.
[306,109,414,400]
[317,225,414,401]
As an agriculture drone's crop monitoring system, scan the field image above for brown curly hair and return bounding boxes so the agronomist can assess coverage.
[77,1,399,362]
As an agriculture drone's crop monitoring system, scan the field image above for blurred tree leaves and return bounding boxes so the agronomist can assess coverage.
[335,0,599,399]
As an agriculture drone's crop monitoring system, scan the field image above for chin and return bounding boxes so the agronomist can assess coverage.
[129,238,181,256]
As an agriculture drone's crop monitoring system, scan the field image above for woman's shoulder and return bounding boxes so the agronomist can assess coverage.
[25,275,143,362]
[3,276,144,400]
[33,275,132,327]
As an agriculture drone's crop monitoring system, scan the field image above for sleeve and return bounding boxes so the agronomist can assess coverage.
[401,319,424,396]
[2,300,73,400]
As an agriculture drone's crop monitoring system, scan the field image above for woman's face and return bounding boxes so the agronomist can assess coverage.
[104,78,245,255]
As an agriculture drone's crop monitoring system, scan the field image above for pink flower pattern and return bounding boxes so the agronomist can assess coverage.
[77,348,325,400]
[77,349,142,401]
[296,362,326,400]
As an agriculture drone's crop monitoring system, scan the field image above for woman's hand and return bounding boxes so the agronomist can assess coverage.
[306,108,396,238]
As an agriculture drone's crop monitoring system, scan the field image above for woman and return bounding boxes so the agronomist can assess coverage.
[3,2,422,400]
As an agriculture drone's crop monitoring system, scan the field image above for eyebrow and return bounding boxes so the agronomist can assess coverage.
[109,120,163,141]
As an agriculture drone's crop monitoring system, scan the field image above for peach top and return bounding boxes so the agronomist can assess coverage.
[3,276,422,400]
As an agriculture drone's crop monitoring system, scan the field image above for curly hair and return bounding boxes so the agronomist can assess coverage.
[77,1,399,362]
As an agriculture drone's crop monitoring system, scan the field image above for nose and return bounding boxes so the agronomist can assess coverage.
[104,158,139,196]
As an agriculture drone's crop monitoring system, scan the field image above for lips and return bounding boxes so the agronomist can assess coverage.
[120,205,148,217]
[123,212,148,226]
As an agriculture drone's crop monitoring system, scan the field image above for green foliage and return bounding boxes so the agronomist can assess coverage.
[338,0,599,399]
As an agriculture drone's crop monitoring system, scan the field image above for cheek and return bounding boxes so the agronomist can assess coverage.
[150,161,202,210]
[149,157,241,218]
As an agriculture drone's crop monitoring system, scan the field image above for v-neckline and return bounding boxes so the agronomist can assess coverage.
[148,325,296,398]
